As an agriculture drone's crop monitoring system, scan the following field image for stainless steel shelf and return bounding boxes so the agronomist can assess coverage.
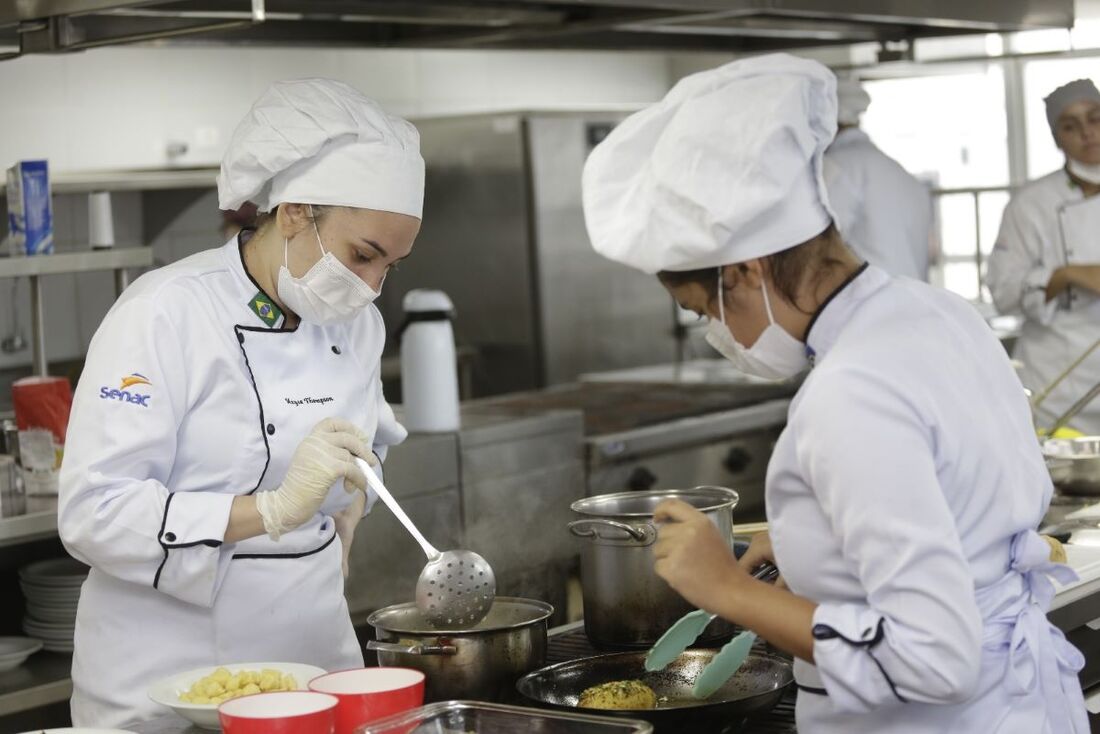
[0,652,72,717]
[0,247,153,279]
[0,509,58,548]
[0,168,219,195]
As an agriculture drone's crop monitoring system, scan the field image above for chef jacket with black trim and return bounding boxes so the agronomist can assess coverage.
[59,235,406,727]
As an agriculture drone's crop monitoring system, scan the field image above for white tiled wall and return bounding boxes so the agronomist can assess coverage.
[0,46,673,173]
[0,45,674,386]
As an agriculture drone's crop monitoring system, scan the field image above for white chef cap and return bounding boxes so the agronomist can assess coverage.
[836,76,871,125]
[1045,79,1100,134]
[218,78,425,218]
[582,53,837,274]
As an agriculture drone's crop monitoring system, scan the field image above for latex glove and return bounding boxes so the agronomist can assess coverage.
[333,489,368,579]
[256,418,376,540]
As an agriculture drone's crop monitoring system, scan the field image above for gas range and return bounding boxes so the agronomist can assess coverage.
[474,378,794,437]
[472,371,798,521]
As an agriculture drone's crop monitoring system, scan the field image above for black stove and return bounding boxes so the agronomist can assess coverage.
[471,382,794,436]
[546,625,797,734]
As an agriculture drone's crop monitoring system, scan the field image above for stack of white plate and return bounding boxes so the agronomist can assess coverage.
[20,557,89,653]
[0,637,43,671]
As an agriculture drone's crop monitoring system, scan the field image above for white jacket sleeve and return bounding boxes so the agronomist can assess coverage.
[357,375,407,516]
[986,198,1058,325]
[59,294,235,608]
[792,367,983,713]
[372,376,407,466]
[340,307,407,517]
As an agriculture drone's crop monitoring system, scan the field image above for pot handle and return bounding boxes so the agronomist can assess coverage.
[366,640,457,656]
[568,519,656,544]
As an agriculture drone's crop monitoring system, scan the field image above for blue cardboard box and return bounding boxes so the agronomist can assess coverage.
[6,160,53,255]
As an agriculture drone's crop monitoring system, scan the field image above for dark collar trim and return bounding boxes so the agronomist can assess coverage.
[803,262,870,346]
[1065,166,1081,190]
[236,229,298,333]
[233,324,273,495]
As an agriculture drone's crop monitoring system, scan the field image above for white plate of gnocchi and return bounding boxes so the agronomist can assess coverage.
[147,661,328,730]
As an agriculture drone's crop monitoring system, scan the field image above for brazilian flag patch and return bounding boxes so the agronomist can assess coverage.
[248,291,283,328]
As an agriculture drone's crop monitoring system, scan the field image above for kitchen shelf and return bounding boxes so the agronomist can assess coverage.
[0,652,72,716]
[0,247,153,376]
[1,168,219,195]
[0,509,58,548]
[0,247,152,279]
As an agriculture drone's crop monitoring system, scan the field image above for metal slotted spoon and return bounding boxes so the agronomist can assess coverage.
[356,457,497,627]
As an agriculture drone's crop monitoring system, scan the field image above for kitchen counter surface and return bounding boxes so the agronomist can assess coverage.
[130,715,204,734]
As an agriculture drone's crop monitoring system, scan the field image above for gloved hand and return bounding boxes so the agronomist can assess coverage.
[333,488,368,579]
[256,418,375,540]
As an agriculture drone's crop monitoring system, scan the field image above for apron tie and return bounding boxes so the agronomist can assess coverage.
[982,530,1087,733]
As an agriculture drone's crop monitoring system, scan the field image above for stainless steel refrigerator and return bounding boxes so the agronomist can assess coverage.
[377,111,679,397]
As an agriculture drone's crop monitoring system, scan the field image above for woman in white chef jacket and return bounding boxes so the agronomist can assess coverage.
[987,79,1100,434]
[58,79,423,727]
[582,55,1088,733]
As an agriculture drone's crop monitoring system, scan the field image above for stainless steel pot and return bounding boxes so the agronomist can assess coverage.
[568,487,739,650]
[1044,436,1100,496]
[367,596,553,703]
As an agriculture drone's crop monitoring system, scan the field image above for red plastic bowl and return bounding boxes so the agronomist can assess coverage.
[308,667,425,734]
[219,690,339,734]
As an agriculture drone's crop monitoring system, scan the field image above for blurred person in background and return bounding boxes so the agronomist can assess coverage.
[987,78,1100,435]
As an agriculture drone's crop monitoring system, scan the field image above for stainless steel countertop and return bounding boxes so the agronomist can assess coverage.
[129,715,205,734]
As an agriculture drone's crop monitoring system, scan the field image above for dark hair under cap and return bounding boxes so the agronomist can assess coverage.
[1045,79,1100,133]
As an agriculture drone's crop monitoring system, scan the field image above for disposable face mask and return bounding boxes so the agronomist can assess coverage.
[704,268,808,381]
[276,207,380,325]
[1068,158,1100,185]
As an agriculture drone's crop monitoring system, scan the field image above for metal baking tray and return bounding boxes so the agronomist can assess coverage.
[355,700,653,733]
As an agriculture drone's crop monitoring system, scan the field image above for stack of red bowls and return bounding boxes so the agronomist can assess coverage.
[219,691,339,734]
[309,668,426,734]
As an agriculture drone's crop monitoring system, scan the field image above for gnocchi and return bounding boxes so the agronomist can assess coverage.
[179,667,299,705]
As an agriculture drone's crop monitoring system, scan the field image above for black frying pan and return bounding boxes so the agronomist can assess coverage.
[516,649,792,733]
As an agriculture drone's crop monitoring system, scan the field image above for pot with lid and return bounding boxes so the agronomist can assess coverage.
[367,596,552,703]
[569,486,740,650]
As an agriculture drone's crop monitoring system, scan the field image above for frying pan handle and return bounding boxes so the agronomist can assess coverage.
[568,519,656,545]
[367,640,457,656]
[751,561,780,584]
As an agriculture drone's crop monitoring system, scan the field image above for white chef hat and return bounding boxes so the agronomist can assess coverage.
[836,76,871,125]
[1045,79,1100,135]
[582,53,837,274]
[218,78,425,218]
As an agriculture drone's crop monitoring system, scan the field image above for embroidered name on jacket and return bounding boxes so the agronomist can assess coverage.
[285,396,335,407]
[100,373,152,407]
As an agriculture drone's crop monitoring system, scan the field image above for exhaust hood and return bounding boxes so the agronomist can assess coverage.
[0,0,1074,58]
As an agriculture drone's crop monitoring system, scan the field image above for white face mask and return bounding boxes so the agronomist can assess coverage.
[704,267,808,381]
[276,207,380,325]
[1068,158,1100,185]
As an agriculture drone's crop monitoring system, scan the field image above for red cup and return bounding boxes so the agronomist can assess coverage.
[308,667,425,734]
[219,690,338,734]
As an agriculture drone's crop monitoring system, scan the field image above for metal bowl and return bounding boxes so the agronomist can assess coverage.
[1043,437,1100,496]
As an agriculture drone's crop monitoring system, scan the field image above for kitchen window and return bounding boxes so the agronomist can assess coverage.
[861,66,1010,301]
